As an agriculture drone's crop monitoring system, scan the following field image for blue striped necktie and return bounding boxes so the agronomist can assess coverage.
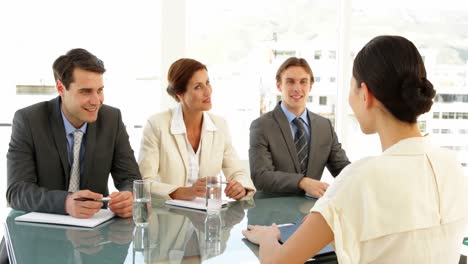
[293,118,308,175]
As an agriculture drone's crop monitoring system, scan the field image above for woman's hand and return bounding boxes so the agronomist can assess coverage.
[169,178,207,200]
[242,223,281,245]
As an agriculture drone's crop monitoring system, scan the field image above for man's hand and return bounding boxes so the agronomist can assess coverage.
[225,180,247,200]
[298,178,329,198]
[65,190,103,218]
[108,191,133,218]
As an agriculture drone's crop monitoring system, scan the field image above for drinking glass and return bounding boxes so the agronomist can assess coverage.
[205,173,222,213]
[133,180,152,226]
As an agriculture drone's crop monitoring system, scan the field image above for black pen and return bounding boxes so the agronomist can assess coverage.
[74,197,111,202]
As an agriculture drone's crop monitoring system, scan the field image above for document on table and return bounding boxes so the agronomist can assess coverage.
[15,209,115,228]
[165,197,228,211]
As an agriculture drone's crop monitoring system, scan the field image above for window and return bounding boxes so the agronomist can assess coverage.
[307,96,313,103]
[16,84,56,95]
[319,96,327,105]
[276,95,281,103]
[314,50,322,60]
[329,77,336,83]
[441,129,451,134]
[432,129,440,134]
[418,121,426,133]
[315,76,321,83]
[433,112,440,119]
[328,50,336,60]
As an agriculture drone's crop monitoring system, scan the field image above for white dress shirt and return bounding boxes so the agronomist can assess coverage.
[170,104,217,185]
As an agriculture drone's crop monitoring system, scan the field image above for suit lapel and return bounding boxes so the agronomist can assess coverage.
[174,134,189,183]
[49,97,70,186]
[199,130,213,178]
[82,122,96,188]
[306,111,318,175]
[273,104,301,173]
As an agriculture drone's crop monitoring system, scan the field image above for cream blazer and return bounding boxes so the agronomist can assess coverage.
[138,107,255,199]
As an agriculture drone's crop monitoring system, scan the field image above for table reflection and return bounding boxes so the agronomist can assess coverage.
[6,211,133,264]
[135,200,249,263]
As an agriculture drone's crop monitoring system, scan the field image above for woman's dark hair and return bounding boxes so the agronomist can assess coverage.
[352,35,436,123]
[166,58,207,102]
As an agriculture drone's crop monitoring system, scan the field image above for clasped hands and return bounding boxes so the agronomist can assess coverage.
[65,189,133,219]
[170,177,247,200]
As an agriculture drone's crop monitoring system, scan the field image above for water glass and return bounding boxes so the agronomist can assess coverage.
[133,180,152,226]
[205,173,222,213]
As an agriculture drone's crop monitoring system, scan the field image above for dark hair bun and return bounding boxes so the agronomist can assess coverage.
[399,74,436,122]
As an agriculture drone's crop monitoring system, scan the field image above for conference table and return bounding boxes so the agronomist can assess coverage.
[4,192,337,263]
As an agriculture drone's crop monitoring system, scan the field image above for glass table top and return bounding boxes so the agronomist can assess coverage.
[5,192,337,264]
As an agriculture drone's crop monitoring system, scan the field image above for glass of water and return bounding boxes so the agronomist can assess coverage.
[205,173,222,213]
[133,180,152,226]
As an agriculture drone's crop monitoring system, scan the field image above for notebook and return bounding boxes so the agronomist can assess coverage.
[165,197,228,211]
[15,209,115,228]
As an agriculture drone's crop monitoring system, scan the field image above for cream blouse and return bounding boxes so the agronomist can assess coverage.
[312,136,468,263]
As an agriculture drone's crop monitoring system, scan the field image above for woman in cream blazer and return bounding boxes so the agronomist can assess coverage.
[138,58,255,200]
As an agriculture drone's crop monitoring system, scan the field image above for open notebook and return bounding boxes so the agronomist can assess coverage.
[15,209,115,228]
[165,197,228,211]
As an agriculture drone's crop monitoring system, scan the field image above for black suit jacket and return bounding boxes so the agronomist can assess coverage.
[249,103,350,193]
[6,96,141,214]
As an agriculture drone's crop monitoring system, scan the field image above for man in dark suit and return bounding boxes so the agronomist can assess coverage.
[249,57,350,197]
[6,48,141,218]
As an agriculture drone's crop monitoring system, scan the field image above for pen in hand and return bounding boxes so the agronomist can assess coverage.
[74,197,111,203]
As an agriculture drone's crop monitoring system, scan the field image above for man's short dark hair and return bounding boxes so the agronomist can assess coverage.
[275,57,314,83]
[52,48,106,89]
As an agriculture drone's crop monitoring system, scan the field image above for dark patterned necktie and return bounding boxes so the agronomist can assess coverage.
[293,118,308,175]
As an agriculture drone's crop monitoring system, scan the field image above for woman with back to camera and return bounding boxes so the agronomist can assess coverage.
[138,58,255,200]
[243,35,467,263]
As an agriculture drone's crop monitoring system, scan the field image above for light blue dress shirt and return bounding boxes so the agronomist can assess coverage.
[61,110,87,176]
[280,102,311,146]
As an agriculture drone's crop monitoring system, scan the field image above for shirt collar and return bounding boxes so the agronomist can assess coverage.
[170,104,217,135]
[61,109,87,135]
[383,135,432,156]
[280,102,309,126]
